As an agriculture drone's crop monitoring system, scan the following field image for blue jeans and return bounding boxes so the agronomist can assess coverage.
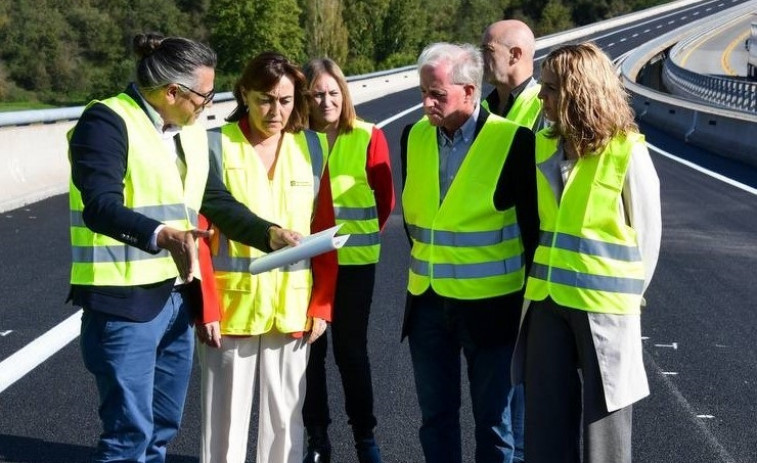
[80,288,194,463]
[407,291,518,463]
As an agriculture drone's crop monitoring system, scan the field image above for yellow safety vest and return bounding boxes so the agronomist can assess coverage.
[525,131,647,314]
[208,123,327,335]
[482,83,542,130]
[403,115,525,299]
[328,120,381,265]
[68,93,208,286]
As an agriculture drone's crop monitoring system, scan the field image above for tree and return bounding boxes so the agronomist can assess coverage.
[342,0,391,73]
[209,0,305,79]
[536,0,574,36]
[454,0,511,44]
[300,0,348,64]
[376,0,425,66]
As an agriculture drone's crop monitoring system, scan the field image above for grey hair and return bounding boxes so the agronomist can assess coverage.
[133,33,217,90]
[417,42,483,101]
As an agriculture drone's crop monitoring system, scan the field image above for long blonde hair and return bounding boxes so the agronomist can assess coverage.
[542,42,637,156]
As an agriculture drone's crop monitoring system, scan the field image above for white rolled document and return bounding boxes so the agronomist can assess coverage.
[248,224,349,275]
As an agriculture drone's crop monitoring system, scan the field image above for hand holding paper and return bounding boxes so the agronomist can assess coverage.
[249,224,349,275]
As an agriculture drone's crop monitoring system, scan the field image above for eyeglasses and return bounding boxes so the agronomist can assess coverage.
[177,83,215,106]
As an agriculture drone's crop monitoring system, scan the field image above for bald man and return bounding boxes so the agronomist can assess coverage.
[481,20,543,131]
[479,19,542,463]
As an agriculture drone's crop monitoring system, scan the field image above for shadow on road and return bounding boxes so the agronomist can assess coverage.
[0,435,198,463]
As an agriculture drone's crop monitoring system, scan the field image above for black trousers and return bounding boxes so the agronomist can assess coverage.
[303,264,378,437]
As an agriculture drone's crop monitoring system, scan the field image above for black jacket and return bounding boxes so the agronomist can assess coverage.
[68,84,274,321]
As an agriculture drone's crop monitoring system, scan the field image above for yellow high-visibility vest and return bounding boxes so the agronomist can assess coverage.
[208,123,327,334]
[525,131,646,314]
[482,83,542,130]
[68,93,208,286]
[328,120,381,265]
[403,115,525,299]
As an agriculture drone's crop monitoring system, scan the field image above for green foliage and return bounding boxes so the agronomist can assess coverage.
[537,0,574,37]
[454,0,511,44]
[301,0,349,64]
[0,0,671,106]
[209,0,305,76]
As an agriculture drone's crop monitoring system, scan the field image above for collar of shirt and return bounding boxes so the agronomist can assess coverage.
[130,83,181,139]
[438,104,480,147]
[511,76,536,103]
[484,76,535,117]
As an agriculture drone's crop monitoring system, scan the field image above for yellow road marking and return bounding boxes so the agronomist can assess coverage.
[721,30,750,76]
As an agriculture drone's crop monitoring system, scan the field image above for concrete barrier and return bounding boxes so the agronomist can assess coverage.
[0,0,712,213]
[0,68,421,213]
[621,0,757,169]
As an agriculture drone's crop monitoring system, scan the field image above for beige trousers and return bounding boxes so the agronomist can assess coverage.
[198,332,309,463]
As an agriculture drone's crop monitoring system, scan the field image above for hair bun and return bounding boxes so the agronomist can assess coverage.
[133,33,165,59]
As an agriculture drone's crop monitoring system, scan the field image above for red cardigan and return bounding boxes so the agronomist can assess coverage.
[365,126,395,231]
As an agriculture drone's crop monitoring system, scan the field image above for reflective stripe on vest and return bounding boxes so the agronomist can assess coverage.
[525,131,646,314]
[210,123,327,335]
[402,115,525,299]
[211,229,311,273]
[70,205,198,229]
[68,93,208,286]
[327,120,381,264]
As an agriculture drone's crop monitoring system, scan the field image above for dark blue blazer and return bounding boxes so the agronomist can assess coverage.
[68,84,274,321]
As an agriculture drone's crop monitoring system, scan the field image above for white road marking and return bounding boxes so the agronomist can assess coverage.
[0,330,13,336]
[0,310,81,393]
[376,104,422,129]
[644,351,736,462]
[662,371,679,375]
[655,342,679,349]
[648,143,757,196]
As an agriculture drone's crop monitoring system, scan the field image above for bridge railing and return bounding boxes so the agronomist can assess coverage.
[661,16,757,114]
[621,0,757,168]
[662,61,757,112]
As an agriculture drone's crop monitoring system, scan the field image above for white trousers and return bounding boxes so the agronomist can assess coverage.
[198,332,309,463]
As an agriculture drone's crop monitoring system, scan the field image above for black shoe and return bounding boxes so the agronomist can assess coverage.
[356,437,382,463]
[304,428,331,463]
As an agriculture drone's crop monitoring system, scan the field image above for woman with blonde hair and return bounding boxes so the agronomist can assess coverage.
[515,42,662,463]
[195,51,338,463]
[301,57,394,463]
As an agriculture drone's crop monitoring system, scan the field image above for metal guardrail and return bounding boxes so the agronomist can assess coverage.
[662,60,757,112]
[0,65,419,129]
[620,0,757,168]
[661,9,757,114]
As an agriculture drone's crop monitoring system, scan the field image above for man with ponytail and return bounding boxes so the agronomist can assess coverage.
[68,34,298,462]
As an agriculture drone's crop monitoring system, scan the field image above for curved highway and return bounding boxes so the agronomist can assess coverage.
[677,11,754,76]
[1,0,755,461]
